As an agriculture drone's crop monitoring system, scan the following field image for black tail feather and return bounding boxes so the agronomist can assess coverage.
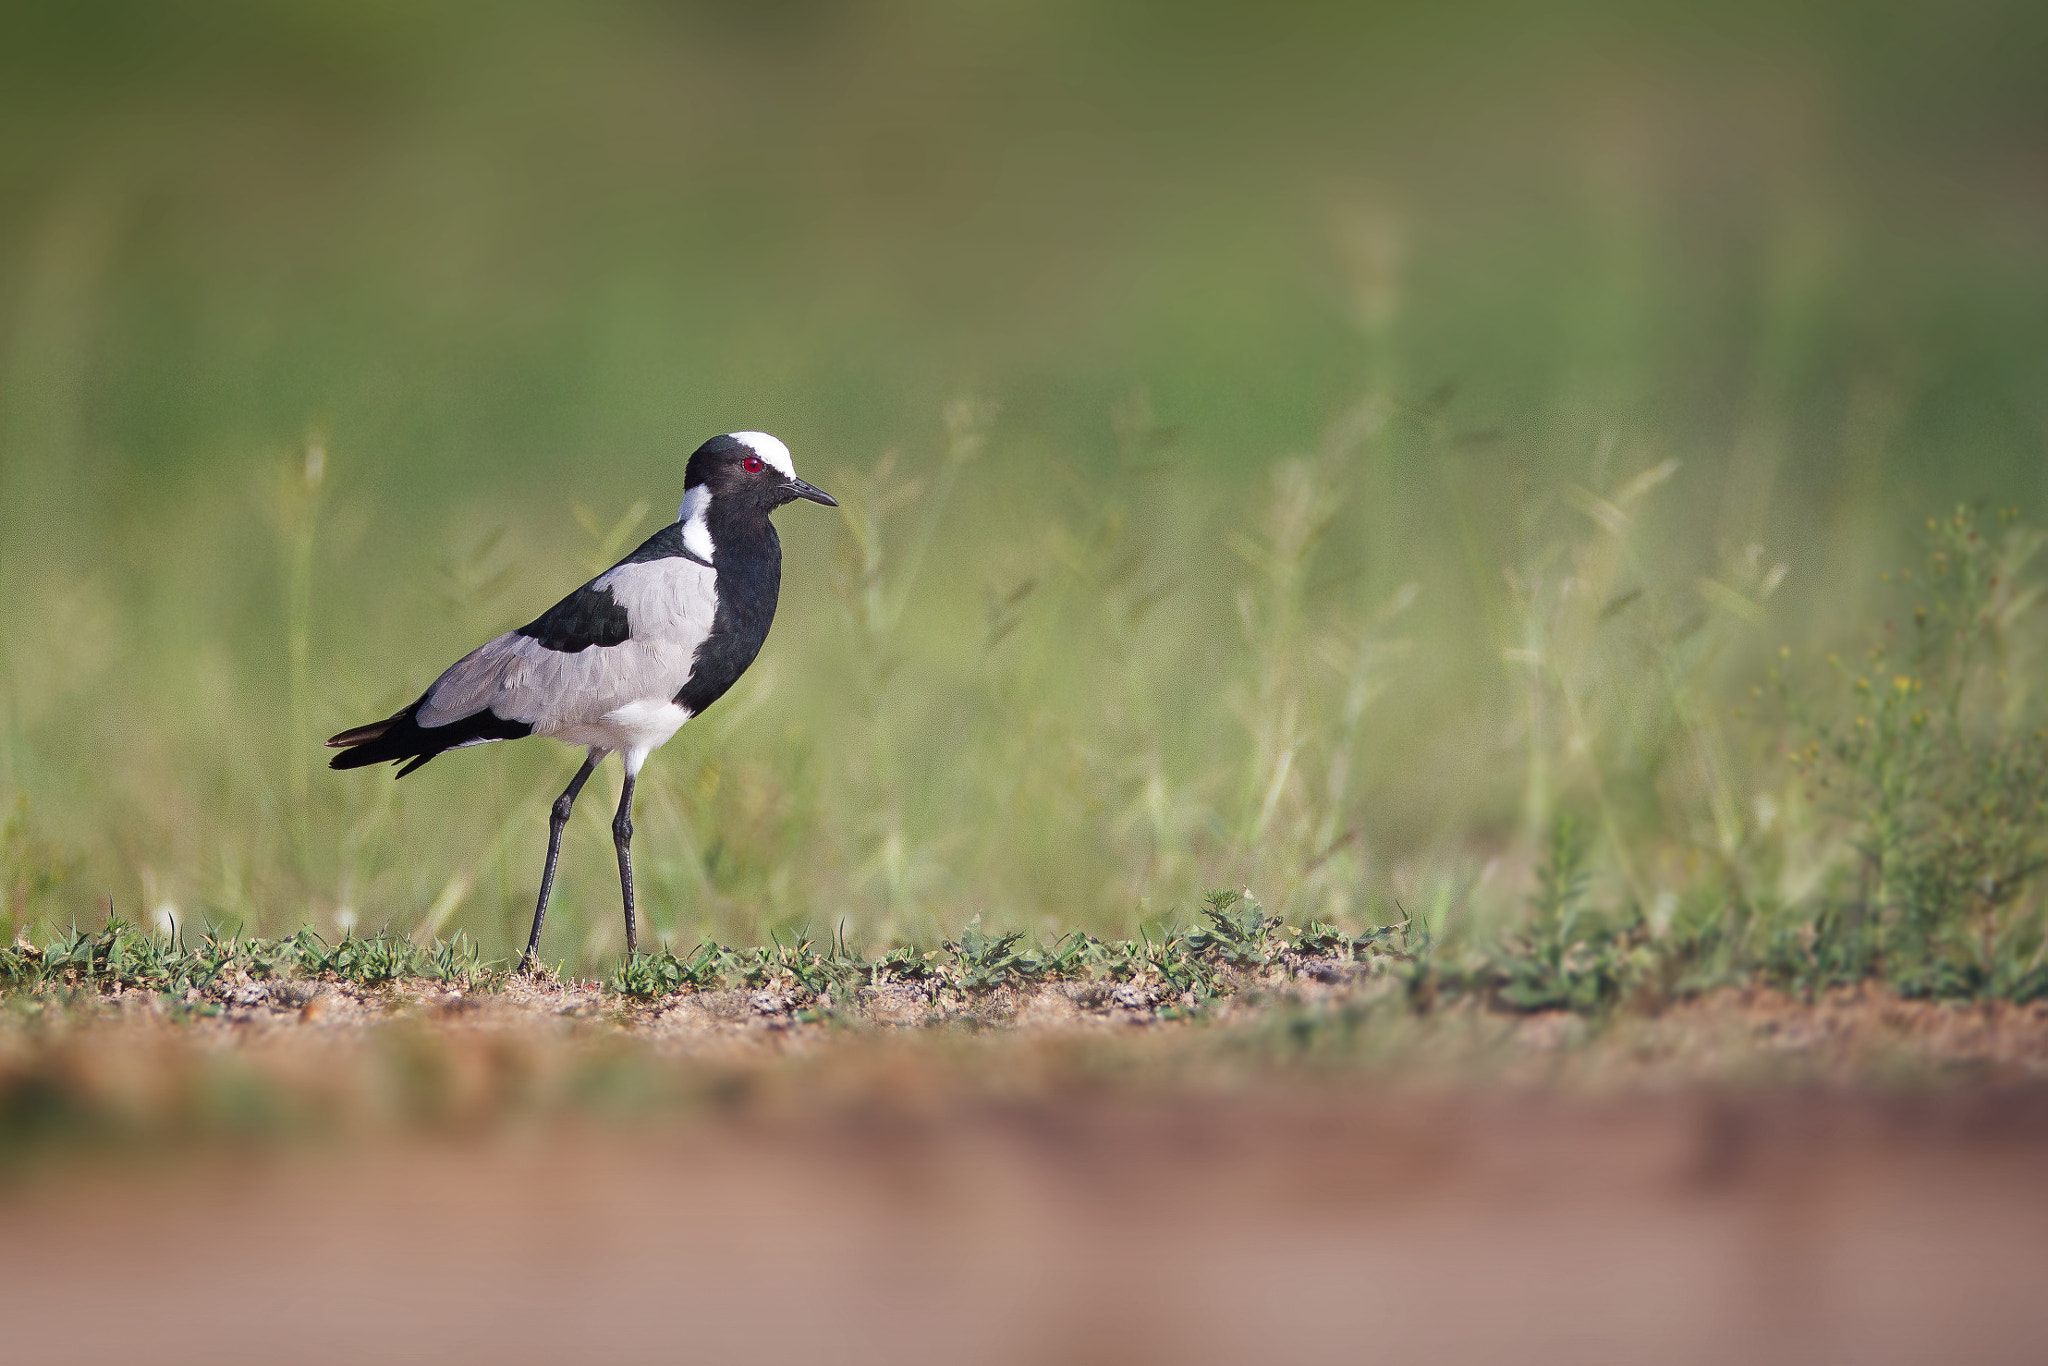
[327,715,401,749]
[327,699,533,778]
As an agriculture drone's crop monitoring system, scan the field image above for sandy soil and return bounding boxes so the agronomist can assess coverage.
[2,984,2046,1365]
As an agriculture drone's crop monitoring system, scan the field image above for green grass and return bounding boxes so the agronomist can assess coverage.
[28,495,2048,1014]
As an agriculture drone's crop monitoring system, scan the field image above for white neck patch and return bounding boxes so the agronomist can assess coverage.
[729,431,795,478]
[677,485,715,561]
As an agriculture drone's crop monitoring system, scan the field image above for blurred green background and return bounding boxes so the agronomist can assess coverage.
[2,0,2045,965]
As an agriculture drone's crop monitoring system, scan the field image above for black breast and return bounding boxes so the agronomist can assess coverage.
[674,521,782,716]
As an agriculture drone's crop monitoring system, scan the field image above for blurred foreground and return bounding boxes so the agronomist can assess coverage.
[3,988,2047,1365]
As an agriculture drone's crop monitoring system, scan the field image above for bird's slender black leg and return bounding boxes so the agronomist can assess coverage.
[613,770,638,956]
[520,751,601,971]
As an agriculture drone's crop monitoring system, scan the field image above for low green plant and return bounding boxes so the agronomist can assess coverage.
[946,917,1034,992]
[1184,889,1280,968]
[608,947,713,999]
[310,930,414,986]
[1487,815,1652,1013]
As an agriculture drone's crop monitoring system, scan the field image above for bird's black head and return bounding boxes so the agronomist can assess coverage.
[681,432,836,514]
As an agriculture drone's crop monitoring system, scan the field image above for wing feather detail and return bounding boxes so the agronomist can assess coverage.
[417,557,718,734]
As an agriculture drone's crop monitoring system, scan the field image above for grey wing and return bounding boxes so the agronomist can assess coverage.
[417,557,718,733]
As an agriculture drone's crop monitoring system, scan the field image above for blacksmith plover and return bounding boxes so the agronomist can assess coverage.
[328,432,835,968]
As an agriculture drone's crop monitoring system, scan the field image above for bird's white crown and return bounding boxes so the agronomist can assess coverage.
[729,431,795,478]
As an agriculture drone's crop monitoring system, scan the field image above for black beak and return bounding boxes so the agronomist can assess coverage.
[787,476,837,507]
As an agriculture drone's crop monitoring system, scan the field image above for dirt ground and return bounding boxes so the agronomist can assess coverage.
[3,983,2047,1365]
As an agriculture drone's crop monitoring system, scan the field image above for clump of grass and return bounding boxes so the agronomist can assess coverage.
[945,917,1034,992]
[1180,889,1283,968]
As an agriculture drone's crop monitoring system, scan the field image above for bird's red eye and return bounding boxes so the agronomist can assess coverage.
[744,456,764,473]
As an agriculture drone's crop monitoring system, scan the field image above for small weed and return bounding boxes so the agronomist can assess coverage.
[1184,890,1280,968]
[311,931,412,986]
[1488,815,1651,1013]
[422,931,498,986]
[1296,920,1399,960]
[872,945,941,983]
[947,917,1032,992]
[609,950,690,1000]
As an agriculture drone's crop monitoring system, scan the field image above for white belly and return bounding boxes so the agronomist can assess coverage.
[547,698,691,774]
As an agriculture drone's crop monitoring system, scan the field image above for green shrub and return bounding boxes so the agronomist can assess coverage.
[1777,508,2048,1001]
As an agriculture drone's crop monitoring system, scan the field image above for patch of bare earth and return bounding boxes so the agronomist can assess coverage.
[3,982,2046,1364]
